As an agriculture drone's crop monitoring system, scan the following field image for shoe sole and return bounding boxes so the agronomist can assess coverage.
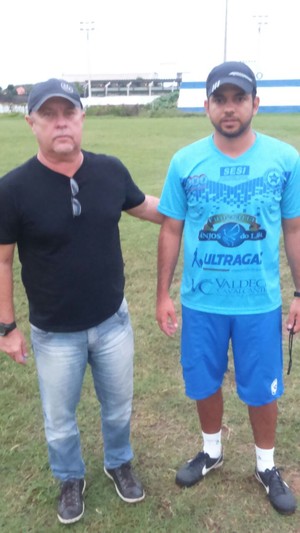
[176,457,224,488]
[57,479,86,524]
[255,471,296,515]
[104,467,145,503]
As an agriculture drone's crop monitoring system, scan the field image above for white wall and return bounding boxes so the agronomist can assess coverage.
[0,103,27,114]
[81,94,160,107]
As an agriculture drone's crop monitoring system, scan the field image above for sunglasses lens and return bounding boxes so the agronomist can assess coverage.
[72,197,81,217]
[70,179,81,217]
[70,178,79,196]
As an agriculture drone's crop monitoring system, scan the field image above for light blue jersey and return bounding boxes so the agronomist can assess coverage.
[158,132,300,314]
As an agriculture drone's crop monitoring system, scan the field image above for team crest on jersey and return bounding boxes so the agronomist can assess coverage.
[264,168,284,189]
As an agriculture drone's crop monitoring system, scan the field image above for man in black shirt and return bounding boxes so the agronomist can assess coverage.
[0,79,162,524]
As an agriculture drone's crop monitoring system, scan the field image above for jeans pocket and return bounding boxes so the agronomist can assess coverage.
[30,324,51,346]
[115,298,129,325]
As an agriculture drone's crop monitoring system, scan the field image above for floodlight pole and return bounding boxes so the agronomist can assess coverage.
[254,14,268,34]
[223,0,228,62]
[126,81,132,97]
[253,15,268,75]
[80,21,95,99]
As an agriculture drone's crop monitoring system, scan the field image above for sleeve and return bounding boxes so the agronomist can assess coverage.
[158,155,187,220]
[111,157,145,210]
[281,154,300,219]
[0,179,20,244]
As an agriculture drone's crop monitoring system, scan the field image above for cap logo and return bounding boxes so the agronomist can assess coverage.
[211,80,221,93]
[228,71,253,83]
[61,81,75,94]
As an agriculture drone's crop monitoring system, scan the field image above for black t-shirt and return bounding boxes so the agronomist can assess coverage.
[0,150,145,331]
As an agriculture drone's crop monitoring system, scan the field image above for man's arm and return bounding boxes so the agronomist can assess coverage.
[282,216,300,333]
[126,195,164,224]
[0,243,28,364]
[156,216,184,336]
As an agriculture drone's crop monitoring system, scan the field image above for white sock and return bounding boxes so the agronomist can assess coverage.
[202,430,222,459]
[255,445,275,472]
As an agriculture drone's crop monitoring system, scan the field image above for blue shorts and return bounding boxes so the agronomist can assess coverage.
[181,306,284,406]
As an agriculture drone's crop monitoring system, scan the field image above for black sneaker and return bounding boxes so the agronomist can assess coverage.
[57,478,86,524]
[255,467,297,515]
[104,461,145,503]
[176,451,223,487]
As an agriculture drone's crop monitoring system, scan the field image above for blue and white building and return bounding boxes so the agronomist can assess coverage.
[178,72,300,113]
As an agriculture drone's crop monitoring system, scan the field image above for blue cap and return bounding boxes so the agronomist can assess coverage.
[28,78,83,114]
[206,61,257,98]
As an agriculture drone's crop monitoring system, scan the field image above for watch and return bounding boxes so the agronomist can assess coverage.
[0,321,17,336]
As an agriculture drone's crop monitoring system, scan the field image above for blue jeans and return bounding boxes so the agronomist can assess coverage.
[31,298,134,481]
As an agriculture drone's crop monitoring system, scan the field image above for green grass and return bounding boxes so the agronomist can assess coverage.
[0,114,300,532]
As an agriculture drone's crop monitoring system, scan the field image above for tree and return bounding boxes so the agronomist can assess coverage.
[5,84,17,96]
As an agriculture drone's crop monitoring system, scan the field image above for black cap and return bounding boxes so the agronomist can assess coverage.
[28,78,83,114]
[206,61,257,98]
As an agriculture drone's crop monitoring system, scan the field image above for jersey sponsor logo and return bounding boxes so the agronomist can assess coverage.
[199,214,266,248]
[192,249,263,271]
[191,277,267,295]
[220,166,250,177]
[199,223,266,247]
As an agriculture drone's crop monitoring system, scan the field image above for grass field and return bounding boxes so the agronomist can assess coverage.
[0,113,300,533]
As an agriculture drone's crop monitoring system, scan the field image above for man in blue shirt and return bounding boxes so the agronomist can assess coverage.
[156,61,300,515]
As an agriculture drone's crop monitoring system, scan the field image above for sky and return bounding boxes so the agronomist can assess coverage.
[1,0,299,88]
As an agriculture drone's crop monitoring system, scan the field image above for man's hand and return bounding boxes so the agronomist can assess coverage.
[156,294,178,337]
[286,298,300,334]
[0,328,29,365]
